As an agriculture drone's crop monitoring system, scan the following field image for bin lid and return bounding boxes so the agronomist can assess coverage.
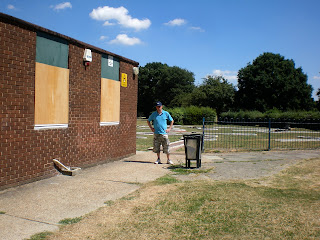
[183,133,203,138]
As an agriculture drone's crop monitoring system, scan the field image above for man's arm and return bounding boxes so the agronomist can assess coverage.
[166,120,174,133]
[147,120,155,132]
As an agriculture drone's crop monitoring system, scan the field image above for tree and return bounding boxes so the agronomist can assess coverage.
[138,62,195,116]
[236,52,314,111]
[316,89,320,111]
[192,76,236,114]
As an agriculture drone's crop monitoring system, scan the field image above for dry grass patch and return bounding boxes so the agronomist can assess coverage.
[47,159,320,240]
[247,158,320,190]
[47,183,178,240]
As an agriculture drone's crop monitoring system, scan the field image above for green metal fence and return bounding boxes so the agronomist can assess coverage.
[203,118,320,151]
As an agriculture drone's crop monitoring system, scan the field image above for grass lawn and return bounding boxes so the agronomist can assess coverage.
[44,157,320,240]
[204,123,320,151]
[138,118,320,152]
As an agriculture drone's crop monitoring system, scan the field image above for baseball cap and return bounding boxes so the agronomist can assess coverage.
[155,101,162,107]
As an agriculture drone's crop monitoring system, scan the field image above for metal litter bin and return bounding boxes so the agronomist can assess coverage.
[183,134,203,168]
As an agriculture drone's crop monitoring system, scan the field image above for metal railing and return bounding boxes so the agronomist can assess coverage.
[203,118,320,151]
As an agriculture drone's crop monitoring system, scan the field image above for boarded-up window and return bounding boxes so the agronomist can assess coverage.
[35,32,69,128]
[100,55,120,124]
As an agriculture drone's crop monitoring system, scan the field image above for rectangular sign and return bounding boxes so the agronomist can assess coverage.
[108,56,113,67]
[121,73,127,87]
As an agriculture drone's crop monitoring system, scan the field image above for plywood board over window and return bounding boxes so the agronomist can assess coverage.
[34,32,69,129]
[35,62,69,124]
[100,55,120,125]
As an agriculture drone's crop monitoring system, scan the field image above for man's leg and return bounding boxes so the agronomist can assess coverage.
[162,134,173,164]
[153,134,161,164]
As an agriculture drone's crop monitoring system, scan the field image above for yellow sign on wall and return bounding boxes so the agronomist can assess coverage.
[121,73,127,87]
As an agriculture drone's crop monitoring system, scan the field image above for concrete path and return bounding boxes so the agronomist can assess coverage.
[0,149,319,240]
[175,150,320,182]
[0,151,174,240]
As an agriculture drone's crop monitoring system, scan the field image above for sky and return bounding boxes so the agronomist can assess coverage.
[1,0,320,99]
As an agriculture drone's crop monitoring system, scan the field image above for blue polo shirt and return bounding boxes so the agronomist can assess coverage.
[148,110,173,134]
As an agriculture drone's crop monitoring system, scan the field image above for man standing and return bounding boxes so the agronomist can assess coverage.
[147,101,174,164]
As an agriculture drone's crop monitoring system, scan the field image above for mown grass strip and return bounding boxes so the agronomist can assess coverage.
[169,165,214,175]
[58,217,82,225]
[27,231,53,240]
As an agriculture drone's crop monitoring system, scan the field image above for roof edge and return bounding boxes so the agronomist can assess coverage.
[0,12,139,66]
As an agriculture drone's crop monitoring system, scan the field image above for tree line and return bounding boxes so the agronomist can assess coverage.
[138,52,318,117]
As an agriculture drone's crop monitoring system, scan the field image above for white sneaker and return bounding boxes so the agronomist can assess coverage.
[154,159,161,164]
[167,160,174,165]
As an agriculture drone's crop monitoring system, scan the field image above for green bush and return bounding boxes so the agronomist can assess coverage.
[220,110,265,119]
[184,106,203,125]
[220,110,320,120]
[167,107,185,125]
[167,106,216,125]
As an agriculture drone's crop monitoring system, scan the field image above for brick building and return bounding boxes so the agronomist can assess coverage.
[0,13,139,190]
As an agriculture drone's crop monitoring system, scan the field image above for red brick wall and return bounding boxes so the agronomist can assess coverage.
[0,14,138,190]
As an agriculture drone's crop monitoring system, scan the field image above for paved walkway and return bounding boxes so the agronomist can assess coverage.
[0,149,319,240]
[174,150,320,181]
[0,151,173,240]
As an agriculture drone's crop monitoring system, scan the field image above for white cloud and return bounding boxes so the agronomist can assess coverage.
[103,21,115,26]
[313,76,320,80]
[209,70,238,85]
[51,2,72,11]
[213,70,237,77]
[99,36,108,41]
[190,26,205,32]
[90,6,151,31]
[109,34,142,46]
[164,18,187,26]
[7,4,16,10]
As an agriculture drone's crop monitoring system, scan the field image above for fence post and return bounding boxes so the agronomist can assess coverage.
[268,118,271,151]
[202,117,205,152]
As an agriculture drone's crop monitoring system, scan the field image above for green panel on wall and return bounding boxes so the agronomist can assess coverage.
[101,54,119,81]
[36,32,69,69]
